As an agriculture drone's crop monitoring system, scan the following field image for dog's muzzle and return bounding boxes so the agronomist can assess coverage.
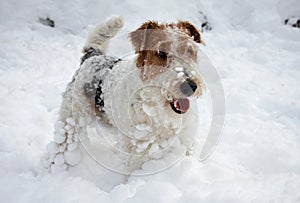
[170,79,197,114]
[180,78,197,97]
[170,68,198,114]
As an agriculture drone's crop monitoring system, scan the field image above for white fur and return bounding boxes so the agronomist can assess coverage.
[41,17,200,178]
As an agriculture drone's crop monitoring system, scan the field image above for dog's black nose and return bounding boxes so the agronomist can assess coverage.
[180,79,197,96]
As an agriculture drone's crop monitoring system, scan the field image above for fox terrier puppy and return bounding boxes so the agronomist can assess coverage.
[42,16,205,175]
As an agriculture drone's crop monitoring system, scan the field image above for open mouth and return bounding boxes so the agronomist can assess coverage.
[170,98,190,114]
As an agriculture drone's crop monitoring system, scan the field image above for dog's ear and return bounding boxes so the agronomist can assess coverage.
[130,21,162,67]
[129,21,161,52]
[177,21,204,45]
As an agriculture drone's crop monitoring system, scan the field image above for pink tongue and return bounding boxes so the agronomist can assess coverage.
[174,98,190,113]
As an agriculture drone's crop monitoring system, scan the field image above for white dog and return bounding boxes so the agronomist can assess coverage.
[41,16,205,175]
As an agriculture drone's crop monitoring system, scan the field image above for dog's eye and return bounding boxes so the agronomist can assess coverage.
[157,51,168,59]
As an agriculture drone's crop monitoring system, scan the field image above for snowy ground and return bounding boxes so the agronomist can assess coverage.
[1,0,300,202]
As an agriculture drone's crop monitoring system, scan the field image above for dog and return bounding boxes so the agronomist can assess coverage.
[41,16,205,175]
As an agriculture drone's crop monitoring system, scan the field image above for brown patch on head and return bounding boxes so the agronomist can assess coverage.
[130,21,163,53]
[130,21,172,79]
[130,20,204,80]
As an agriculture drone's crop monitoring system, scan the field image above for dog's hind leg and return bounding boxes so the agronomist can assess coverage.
[41,64,98,173]
[83,16,124,54]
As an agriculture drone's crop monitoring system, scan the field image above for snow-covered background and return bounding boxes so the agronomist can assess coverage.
[1,0,300,202]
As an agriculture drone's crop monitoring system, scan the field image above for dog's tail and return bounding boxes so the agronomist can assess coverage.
[83,16,124,54]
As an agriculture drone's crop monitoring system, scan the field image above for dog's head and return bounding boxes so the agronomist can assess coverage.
[130,20,205,114]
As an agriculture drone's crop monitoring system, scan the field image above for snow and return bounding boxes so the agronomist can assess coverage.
[1,0,300,202]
